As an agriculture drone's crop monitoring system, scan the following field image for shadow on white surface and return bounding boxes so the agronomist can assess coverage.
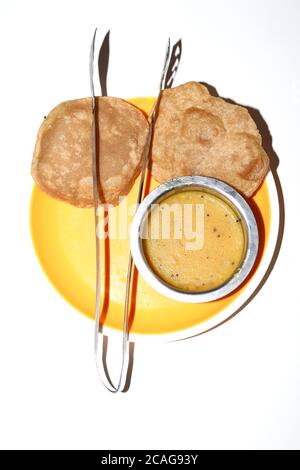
[179,82,286,340]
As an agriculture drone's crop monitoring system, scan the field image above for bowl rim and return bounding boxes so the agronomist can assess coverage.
[130,176,259,304]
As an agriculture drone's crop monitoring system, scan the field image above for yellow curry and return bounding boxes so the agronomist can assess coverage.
[143,190,245,292]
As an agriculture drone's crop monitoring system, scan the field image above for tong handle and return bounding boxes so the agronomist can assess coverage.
[91,29,131,393]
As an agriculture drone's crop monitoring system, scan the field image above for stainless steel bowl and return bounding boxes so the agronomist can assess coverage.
[130,176,259,303]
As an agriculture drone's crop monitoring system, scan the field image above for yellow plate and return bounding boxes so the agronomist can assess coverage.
[30,97,271,338]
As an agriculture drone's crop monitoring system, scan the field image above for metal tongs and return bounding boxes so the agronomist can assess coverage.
[90,30,182,392]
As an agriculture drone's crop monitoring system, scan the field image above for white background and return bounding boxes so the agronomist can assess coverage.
[0,0,299,450]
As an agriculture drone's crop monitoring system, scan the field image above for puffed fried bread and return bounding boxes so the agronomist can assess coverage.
[31,97,149,207]
[151,82,269,197]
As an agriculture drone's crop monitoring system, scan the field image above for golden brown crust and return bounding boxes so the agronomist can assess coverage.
[31,97,149,207]
[151,82,269,197]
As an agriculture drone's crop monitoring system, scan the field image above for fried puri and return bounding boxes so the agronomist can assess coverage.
[31,97,149,207]
[151,82,269,197]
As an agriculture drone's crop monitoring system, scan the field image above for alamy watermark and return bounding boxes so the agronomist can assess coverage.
[96,197,205,251]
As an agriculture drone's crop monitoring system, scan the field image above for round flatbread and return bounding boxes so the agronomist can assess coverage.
[151,82,269,197]
[31,97,149,207]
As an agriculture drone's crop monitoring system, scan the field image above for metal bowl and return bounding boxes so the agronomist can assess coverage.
[130,176,259,303]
